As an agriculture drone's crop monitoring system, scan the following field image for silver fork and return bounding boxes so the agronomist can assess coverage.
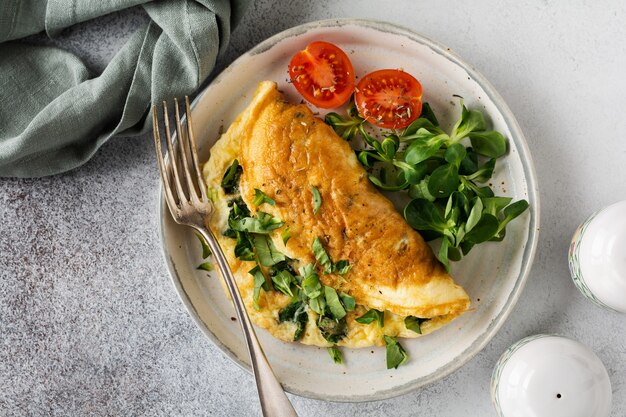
[152,97,298,417]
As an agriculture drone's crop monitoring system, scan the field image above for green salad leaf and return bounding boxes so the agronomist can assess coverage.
[324,102,364,141]
[450,100,486,142]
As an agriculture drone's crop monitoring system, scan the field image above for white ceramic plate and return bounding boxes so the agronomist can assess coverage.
[159,19,540,402]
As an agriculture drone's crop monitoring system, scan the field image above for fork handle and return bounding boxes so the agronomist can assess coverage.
[195,225,299,417]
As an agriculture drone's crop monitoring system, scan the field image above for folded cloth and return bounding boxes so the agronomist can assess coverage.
[0,0,250,177]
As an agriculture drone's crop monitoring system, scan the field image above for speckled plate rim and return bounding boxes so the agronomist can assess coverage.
[158,18,540,402]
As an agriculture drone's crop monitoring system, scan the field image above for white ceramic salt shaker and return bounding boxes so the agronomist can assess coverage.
[491,334,612,417]
[568,200,626,313]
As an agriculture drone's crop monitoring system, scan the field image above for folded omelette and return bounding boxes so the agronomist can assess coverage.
[202,81,470,348]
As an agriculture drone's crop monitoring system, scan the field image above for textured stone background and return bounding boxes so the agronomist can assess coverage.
[2,1,626,416]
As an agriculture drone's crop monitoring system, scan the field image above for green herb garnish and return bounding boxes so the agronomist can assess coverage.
[404,316,428,334]
[249,265,269,310]
[253,188,276,207]
[334,260,351,275]
[311,186,322,214]
[327,347,343,364]
[384,335,408,369]
[207,186,218,203]
[300,264,322,299]
[281,225,291,245]
[196,262,213,272]
[253,234,285,267]
[308,295,326,315]
[355,309,384,327]
[230,212,284,234]
[312,237,333,274]
[271,270,296,298]
[339,293,355,311]
[311,237,351,275]
[195,233,212,259]
[269,260,296,278]
[300,264,326,314]
[324,286,347,320]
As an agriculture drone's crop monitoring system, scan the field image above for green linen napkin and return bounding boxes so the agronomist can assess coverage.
[0,0,250,177]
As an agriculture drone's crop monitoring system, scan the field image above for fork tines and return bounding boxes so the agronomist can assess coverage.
[152,97,208,212]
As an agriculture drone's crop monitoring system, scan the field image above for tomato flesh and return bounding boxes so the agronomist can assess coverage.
[289,41,355,109]
[355,69,423,129]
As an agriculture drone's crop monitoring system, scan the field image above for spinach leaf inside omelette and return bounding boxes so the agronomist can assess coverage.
[201,81,470,363]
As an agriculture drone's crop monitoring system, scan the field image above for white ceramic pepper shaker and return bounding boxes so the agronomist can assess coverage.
[491,334,612,417]
[568,200,626,313]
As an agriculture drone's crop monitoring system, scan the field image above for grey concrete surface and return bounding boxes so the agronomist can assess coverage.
[2,1,625,416]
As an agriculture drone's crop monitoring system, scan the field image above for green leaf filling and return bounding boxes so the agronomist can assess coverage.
[278,301,308,341]
[252,188,276,207]
[317,315,347,343]
[234,231,255,261]
[221,159,242,194]
[404,316,429,334]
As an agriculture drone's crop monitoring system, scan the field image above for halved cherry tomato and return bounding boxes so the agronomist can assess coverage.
[289,41,355,109]
[354,69,423,129]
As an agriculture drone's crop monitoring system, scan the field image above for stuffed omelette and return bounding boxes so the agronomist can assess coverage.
[201,81,470,348]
